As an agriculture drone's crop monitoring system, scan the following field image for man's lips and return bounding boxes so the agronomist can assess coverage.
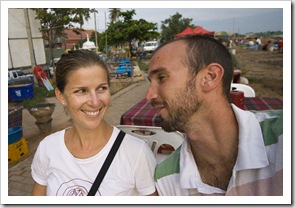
[150,100,165,110]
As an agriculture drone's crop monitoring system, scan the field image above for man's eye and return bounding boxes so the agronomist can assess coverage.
[158,75,167,82]
[75,89,86,93]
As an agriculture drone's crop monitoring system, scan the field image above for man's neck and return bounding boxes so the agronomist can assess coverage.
[186,104,239,190]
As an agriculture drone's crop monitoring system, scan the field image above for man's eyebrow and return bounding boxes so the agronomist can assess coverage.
[147,67,167,80]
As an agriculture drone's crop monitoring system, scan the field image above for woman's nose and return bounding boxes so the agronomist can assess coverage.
[88,92,100,106]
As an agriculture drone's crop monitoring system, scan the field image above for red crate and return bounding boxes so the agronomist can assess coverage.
[8,106,23,128]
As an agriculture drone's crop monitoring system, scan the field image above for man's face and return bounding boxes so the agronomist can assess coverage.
[146,41,202,132]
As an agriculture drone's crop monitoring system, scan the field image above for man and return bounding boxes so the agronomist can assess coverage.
[255,37,262,49]
[146,35,283,196]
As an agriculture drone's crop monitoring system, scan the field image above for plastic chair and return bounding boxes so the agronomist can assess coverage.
[231,83,256,97]
[116,125,184,163]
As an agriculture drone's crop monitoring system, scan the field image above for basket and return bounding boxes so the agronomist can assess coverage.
[8,126,23,144]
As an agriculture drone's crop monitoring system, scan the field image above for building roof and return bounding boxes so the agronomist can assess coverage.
[64,29,94,41]
[63,29,94,50]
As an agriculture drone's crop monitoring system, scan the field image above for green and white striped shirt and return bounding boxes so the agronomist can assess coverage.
[155,106,283,196]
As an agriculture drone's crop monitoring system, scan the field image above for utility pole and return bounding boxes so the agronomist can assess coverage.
[24,9,35,70]
[105,12,107,57]
[233,17,236,40]
[94,10,98,53]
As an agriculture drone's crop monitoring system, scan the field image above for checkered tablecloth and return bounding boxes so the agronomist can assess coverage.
[120,97,283,127]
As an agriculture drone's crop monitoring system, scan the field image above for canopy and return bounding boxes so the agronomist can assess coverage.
[174,26,195,38]
[175,26,215,38]
[193,26,214,36]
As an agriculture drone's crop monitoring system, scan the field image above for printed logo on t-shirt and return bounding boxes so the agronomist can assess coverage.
[56,178,101,196]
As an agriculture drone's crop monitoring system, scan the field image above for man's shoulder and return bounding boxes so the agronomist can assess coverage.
[154,146,181,181]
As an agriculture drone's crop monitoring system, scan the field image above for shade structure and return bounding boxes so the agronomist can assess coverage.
[193,26,214,36]
[175,26,215,38]
[174,26,195,38]
[215,31,232,37]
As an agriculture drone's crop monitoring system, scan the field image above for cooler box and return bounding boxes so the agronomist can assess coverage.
[8,83,34,101]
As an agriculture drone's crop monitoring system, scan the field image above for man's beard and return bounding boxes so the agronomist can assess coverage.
[160,78,201,132]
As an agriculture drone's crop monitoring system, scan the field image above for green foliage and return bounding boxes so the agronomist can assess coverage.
[106,9,160,51]
[137,60,149,73]
[109,8,121,23]
[20,85,56,109]
[160,12,195,43]
[32,8,96,59]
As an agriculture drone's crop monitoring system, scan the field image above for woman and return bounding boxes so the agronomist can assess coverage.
[31,50,157,196]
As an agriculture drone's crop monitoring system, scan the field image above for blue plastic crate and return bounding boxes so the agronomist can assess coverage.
[8,83,34,101]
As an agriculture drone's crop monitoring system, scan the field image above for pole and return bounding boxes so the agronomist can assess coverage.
[94,10,98,53]
[105,12,107,57]
[24,9,35,70]
[233,17,235,40]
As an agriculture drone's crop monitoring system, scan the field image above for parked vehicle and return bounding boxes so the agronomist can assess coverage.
[97,52,107,62]
[8,70,34,85]
[143,41,158,53]
[49,58,60,76]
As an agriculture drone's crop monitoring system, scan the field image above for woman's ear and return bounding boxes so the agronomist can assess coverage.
[55,88,66,106]
[202,64,224,92]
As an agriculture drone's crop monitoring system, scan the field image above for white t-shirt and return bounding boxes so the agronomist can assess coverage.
[31,126,157,196]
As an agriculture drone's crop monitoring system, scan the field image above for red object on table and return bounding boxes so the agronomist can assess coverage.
[120,97,283,127]
[230,91,244,109]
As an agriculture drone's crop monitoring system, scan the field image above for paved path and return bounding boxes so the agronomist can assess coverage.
[8,74,150,196]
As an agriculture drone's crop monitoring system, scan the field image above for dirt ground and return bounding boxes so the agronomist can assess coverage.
[235,47,283,100]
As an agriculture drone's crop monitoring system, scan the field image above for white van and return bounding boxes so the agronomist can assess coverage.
[143,41,158,53]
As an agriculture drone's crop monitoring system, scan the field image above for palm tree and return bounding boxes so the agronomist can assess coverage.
[109,8,121,23]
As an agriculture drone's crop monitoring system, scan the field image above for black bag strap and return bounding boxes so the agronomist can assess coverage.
[87,130,126,196]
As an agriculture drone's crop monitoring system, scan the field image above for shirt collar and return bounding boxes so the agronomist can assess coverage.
[231,104,269,171]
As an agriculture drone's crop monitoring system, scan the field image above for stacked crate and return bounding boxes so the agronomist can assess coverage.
[8,136,29,163]
[8,106,29,164]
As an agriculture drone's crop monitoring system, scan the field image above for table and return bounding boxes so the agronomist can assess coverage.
[120,97,283,127]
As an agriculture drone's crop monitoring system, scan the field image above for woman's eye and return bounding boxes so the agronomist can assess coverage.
[97,86,109,92]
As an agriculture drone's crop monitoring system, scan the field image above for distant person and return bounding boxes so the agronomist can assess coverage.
[248,39,255,46]
[278,38,283,53]
[255,37,262,49]
[31,49,157,196]
[146,35,283,196]
[262,40,272,51]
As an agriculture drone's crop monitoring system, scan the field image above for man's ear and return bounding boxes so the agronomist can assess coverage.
[201,64,224,92]
[55,88,66,106]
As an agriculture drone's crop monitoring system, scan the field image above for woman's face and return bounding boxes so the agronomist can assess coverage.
[56,65,111,130]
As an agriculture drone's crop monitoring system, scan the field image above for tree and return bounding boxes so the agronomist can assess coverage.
[106,10,159,53]
[32,8,96,62]
[160,12,195,43]
[109,8,121,23]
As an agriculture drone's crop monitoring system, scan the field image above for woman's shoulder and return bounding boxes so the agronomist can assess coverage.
[113,127,146,145]
[40,128,67,146]
[112,127,149,153]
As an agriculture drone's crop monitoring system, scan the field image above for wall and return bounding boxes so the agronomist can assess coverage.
[8,9,46,69]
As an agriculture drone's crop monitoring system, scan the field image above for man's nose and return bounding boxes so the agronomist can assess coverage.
[145,82,157,101]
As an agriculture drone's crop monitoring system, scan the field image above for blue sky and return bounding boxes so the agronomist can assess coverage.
[85,7,283,34]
